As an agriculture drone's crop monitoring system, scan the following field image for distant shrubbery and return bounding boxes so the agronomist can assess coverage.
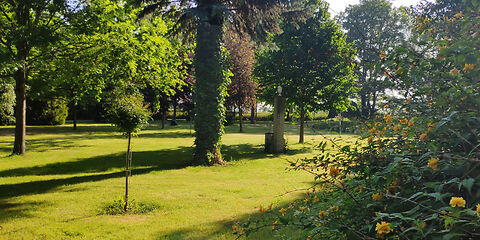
[27,98,69,125]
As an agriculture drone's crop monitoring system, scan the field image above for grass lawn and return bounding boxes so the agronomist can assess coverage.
[0,120,357,239]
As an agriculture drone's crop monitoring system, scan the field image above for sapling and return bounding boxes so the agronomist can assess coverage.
[107,90,151,212]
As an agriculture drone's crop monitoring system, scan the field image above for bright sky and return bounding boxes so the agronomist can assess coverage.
[325,0,427,16]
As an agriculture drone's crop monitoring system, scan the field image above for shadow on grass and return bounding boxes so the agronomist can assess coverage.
[0,200,50,224]
[156,193,310,240]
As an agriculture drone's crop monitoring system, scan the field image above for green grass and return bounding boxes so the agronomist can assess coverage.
[0,120,357,239]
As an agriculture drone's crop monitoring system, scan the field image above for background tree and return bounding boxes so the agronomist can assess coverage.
[224,30,256,133]
[338,0,408,119]
[138,0,316,165]
[255,6,356,143]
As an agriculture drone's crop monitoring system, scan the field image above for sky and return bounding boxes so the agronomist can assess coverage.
[325,0,427,16]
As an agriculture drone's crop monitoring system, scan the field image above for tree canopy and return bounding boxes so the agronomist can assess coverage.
[255,5,356,142]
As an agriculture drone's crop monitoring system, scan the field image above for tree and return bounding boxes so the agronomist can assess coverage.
[224,30,256,133]
[338,0,408,119]
[107,89,151,212]
[255,5,356,143]
[0,0,74,154]
[139,0,315,165]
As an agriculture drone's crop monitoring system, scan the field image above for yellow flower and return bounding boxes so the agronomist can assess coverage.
[329,167,340,178]
[318,210,328,219]
[449,197,466,208]
[407,119,414,128]
[376,221,393,235]
[454,11,463,18]
[384,105,389,109]
[367,136,374,144]
[384,115,392,125]
[379,50,386,59]
[476,204,480,215]
[428,157,439,170]
[464,64,475,72]
[272,220,278,229]
[372,193,384,201]
[400,118,408,124]
[394,125,400,132]
[304,198,309,203]
[417,24,424,30]
[232,225,238,231]
[423,18,430,23]
[419,133,428,141]
[329,206,339,211]
[450,67,459,75]
[259,205,266,213]
[300,206,307,212]
[427,122,436,128]
[439,45,447,50]
[313,195,319,202]
[279,208,287,216]
[369,127,376,134]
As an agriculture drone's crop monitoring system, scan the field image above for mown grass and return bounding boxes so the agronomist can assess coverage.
[0,120,357,239]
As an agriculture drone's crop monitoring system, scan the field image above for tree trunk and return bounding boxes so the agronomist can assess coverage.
[13,69,26,155]
[370,92,377,118]
[239,107,243,132]
[171,100,177,125]
[73,103,77,130]
[250,105,256,124]
[193,14,225,166]
[161,111,166,129]
[124,132,131,212]
[299,108,305,143]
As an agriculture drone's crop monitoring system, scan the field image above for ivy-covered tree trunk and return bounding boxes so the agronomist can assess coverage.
[193,17,225,165]
[13,69,26,155]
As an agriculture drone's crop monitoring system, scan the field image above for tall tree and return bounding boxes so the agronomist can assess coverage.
[255,5,356,143]
[338,0,408,119]
[224,30,256,133]
[138,0,315,165]
[0,0,74,154]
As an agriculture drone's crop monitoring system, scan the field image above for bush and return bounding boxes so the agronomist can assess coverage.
[27,97,69,125]
[238,3,480,239]
[100,197,160,215]
[0,83,15,125]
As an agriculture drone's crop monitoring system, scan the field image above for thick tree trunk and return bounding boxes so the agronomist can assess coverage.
[193,15,225,166]
[299,109,305,143]
[13,69,26,155]
[124,132,131,212]
[239,107,243,132]
[250,105,256,124]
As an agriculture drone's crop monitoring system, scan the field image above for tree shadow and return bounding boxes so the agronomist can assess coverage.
[156,192,310,240]
[0,200,49,224]
[0,147,193,178]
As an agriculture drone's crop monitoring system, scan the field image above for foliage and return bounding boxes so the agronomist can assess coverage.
[224,29,257,132]
[27,97,69,126]
[106,90,151,135]
[100,196,160,215]
[0,82,15,125]
[338,0,409,119]
[255,4,356,142]
[239,1,480,239]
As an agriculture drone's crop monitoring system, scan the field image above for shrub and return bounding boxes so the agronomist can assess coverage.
[0,83,15,125]
[27,97,69,125]
[238,2,480,239]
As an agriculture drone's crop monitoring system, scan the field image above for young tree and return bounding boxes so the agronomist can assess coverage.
[107,89,151,212]
[338,0,408,119]
[138,0,315,165]
[255,6,356,143]
[224,30,256,133]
